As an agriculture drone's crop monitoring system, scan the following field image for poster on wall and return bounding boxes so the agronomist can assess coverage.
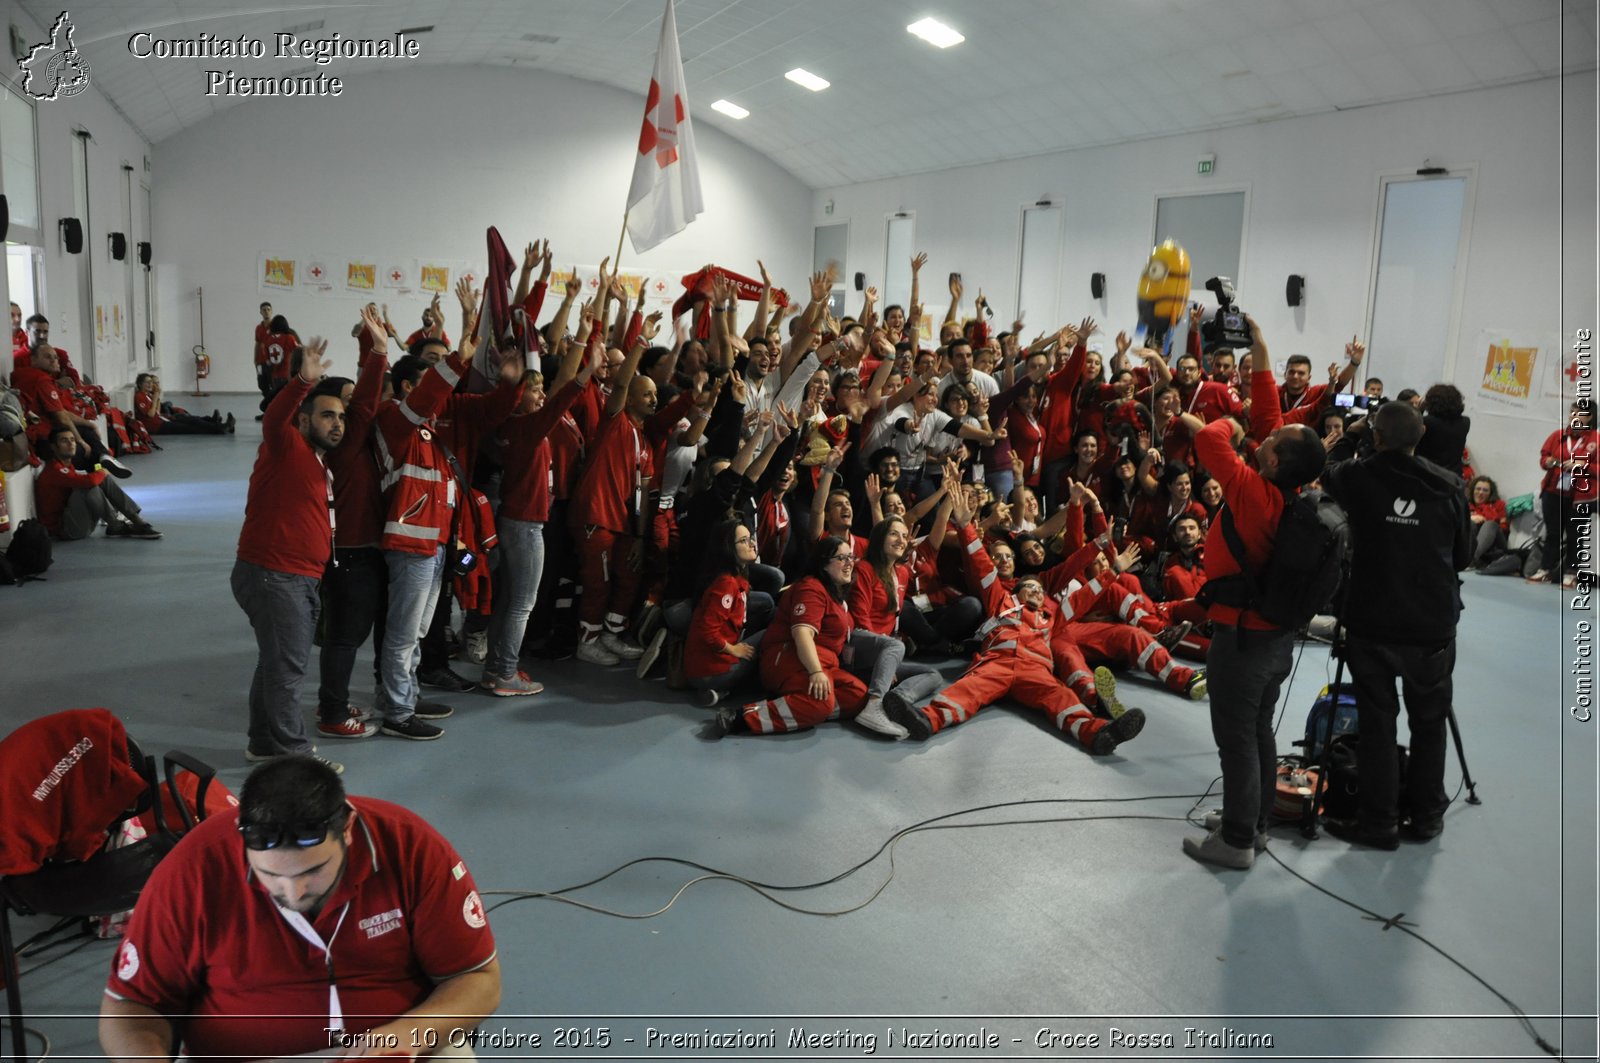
[382,261,415,294]
[94,304,106,352]
[1542,337,1594,403]
[418,262,453,295]
[112,303,124,342]
[301,258,335,294]
[260,255,297,292]
[344,259,378,296]
[1472,331,1550,417]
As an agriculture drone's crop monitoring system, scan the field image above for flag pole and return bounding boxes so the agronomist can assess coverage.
[614,209,630,271]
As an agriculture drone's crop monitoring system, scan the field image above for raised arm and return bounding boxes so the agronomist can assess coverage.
[604,311,662,417]
[746,260,774,340]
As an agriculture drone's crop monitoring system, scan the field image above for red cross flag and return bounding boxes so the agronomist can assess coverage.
[626,0,703,254]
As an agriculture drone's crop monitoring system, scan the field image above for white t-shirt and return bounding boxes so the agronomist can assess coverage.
[934,369,998,401]
[872,403,964,471]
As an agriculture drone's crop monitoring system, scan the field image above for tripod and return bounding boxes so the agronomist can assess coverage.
[1302,615,1481,839]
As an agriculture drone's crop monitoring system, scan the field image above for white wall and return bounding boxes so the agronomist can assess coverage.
[152,65,813,393]
[814,75,1598,500]
[1,0,154,394]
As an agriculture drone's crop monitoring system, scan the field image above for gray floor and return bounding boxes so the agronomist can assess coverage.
[4,398,1596,1063]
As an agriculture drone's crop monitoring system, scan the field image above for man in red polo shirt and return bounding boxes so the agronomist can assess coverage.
[232,336,345,769]
[11,342,132,476]
[35,425,160,539]
[1169,351,1243,423]
[100,756,500,1062]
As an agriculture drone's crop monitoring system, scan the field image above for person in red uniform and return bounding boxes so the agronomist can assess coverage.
[1530,399,1599,585]
[480,335,602,695]
[34,425,160,539]
[718,535,907,738]
[10,342,132,476]
[685,519,773,707]
[403,294,451,350]
[1181,316,1327,871]
[1465,475,1510,570]
[8,301,26,357]
[131,373,232,435]
[314,308,396,741]
[370,317,525,740]
[253,301,274,411]
[100,756,500,1062]
[567,310,665,665]
[1278,338,1364,416]
[1169,352,1243,423]
[232,335,345,770]
[880,491,1147,753]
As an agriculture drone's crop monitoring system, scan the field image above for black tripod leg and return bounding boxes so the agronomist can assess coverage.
[1444,705,1481,805]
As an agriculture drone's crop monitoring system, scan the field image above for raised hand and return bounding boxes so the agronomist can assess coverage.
[911,251,928,275]
[1077,316,1098,340]
[1115,329,1132,357]
[360,304,388,351]
[758,260,772,289]
[639,311,664,342]
[299,336,331,383]
[864,472,882,504]
[1115,542,1142,572]
[455,276,479,318]
[949,273,963,302]
[523,240,544,272]
[809,270,830,303]
[1345,335,1366,364]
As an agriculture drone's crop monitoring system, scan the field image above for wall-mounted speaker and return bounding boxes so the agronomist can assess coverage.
[60,217,83,254]
[1090,272,1106,300]
[1286,274,1305,307]
[138,241,152,267]
[0,194,8,242]
[109,232,128,260]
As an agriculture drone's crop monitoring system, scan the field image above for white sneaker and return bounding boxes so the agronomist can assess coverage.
[599,631,645,660]
[575,639,621,666]
[854,698,909,739]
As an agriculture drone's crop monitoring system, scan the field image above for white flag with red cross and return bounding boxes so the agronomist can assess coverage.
[626,0,703,254]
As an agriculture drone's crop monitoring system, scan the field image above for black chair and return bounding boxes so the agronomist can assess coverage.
[0,746,216,1062]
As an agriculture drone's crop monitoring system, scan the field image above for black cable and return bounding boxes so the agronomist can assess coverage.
[483,789,1561,1059]
[0,1021,50,1063]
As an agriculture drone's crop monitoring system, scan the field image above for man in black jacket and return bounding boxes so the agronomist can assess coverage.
[1320,401,1472,848]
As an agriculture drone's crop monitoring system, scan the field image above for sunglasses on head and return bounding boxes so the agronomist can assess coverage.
[238,807,348,851]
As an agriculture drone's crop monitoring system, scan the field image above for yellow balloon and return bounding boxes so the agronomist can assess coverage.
[1136,240,1192,330]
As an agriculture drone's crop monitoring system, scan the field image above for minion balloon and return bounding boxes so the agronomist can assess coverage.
[1136,240,1191,344]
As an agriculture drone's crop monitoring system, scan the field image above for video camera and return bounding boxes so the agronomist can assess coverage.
[1198,276,1251,351]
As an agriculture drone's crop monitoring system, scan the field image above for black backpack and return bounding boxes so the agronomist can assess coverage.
[1200,488,1349,630]
[5,518,53,583]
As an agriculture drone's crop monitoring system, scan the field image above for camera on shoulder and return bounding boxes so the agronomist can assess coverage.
[1199,276,1252,351]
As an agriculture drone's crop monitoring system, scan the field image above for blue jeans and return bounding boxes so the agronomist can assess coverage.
[378,545,447,723]
[231,559,320,756]
[985,467,1015,503]
[689,630,766,693]
[486,518,545,679]
[1206,623,1296,850]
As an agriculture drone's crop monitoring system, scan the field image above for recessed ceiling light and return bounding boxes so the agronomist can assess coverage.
[907,17,964,48]
[784,68,830,92]
[711,99,749,119]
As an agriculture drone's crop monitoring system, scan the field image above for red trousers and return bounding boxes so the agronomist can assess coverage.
[1056,621,1195,694]
[576,525,643,632]
[912,652,1108,749]
[1166,598,1211,661]
[739,653,868,734]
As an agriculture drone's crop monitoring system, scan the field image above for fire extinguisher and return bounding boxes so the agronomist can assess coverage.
[193,345,211,380]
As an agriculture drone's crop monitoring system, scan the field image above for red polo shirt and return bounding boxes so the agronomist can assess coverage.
[236,377,334,579]
[105,797,496,1063]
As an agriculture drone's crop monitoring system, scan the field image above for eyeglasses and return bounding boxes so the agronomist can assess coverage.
[238,807,348,851]
[734,536,755,545]
[830,554,857,564]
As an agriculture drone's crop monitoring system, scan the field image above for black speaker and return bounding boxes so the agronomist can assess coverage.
[0,194,8,242]
[60,217,84,254]
[109,232,128,260]
[138,241,152,267]
[1090,272,1106,300]
[1286,274,1304,307]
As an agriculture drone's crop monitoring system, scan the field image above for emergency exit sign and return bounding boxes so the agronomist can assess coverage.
[1197,154,1215,175]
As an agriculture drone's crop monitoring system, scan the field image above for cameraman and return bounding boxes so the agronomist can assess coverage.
[1319,402,1471,847]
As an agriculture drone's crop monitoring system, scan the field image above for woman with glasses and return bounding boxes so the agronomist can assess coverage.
[719,536,907,738]
[685,521,775,707]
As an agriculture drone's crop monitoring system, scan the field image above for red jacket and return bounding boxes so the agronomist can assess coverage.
[35,458,106,536]
[1039,341,1088,464]
[1540,427,1599,500]
[327,351,388,548]
[372,354,521,555]
[497,379,586,523]
[1193,366,1288,630]
[1163,550,1207,600]
[237,377,335,579]
[959,523,1060,666]
[686,573,748,680]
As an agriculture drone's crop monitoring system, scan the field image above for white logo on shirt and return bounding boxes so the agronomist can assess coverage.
[116,941,139,981]
[463,890,487,929]
[358,908,404,939]
[1393,498,1416,518]
[721,594,734,609]
[793,603,806,616]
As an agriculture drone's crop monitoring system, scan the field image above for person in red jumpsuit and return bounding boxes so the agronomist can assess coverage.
[883,490,1147,754]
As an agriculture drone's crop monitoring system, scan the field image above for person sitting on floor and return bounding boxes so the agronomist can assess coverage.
[34,425,160,540]
[132,373,234,435]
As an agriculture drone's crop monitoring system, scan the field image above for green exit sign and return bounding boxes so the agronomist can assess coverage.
[1197,156,1215,175]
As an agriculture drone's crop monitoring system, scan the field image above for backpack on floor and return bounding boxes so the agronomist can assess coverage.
[5,518,52,581]
[1320,733,1410,822]
[1301,682,1359,761]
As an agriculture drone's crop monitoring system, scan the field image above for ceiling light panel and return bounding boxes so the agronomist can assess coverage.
[711,99,750,118]
[907,18,964,48]
[785,68,830,91]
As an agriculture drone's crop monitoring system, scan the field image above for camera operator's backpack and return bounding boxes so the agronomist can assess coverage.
[1302,683,1359,760]
[1201,488,1349,630]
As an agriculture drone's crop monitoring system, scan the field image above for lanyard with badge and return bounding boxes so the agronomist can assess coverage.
[276,902,352,1030]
